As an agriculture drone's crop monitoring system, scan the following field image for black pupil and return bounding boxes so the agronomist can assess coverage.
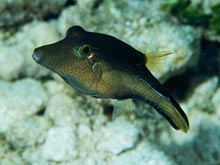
[83,45,90,54]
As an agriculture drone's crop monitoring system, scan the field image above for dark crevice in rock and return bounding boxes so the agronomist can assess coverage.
[17,74,54,83]
[102,103,114,119]
[164,37,220,101]
[0,0,78,30]
[64,0,77,7]
[36,107,46,116]
[39,75,54,83]
[92,0,104,10]
[43,0,76,21]
[43,12,60,21]
[16,73,27,81]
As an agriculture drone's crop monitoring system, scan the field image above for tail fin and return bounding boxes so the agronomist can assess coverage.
[153,95,189,133]
[136,78,189,132]
[134,51,189,132]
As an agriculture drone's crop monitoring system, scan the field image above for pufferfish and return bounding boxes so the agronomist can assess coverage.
[32,26,189,132]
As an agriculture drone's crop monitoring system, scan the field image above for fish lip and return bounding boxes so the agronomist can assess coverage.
[32,52,41,63]
[32,48,50,68]
[32,52,46,67]
[32,53,50,71]
[32,48,43,64]
[32,49,62,73]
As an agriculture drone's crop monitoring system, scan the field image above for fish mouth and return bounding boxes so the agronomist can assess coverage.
[32,49,42,63]
[32,48,46,65]
[32,47,53,69]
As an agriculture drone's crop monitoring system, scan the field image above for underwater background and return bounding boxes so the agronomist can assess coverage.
[0,0,219,164]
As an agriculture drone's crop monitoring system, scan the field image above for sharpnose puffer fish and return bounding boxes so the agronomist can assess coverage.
[33,26,189,132]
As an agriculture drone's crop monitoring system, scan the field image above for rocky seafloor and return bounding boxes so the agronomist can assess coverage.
[0,0,219,164]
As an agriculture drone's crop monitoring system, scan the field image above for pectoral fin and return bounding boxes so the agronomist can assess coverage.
[92,62,103,79]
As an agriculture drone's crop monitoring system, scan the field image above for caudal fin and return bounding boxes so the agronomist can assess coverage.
[154,96,189,132]
[137,77,189,132]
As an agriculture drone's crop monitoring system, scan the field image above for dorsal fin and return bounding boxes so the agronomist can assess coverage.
[145,51,172,73]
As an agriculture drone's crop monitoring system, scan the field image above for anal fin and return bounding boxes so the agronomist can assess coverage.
[112,99,135,120]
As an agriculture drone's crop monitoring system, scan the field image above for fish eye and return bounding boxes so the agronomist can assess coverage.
[79,44,91,57]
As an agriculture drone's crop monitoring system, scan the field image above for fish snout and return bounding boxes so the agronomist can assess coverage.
[32,42,65,70]
[32,47,45,64]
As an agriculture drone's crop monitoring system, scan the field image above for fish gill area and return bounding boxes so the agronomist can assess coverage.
[0,0,219,165]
